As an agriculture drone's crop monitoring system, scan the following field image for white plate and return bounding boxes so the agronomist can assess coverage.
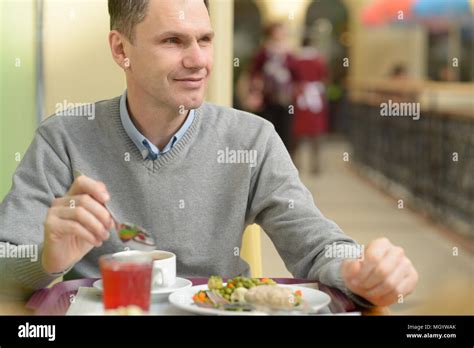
[92,277,192,296]
[168,284,331,316]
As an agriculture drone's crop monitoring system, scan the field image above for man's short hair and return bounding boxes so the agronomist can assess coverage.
[108,0,210,43]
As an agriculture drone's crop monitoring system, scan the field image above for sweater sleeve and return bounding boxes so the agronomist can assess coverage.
[0,128,72,299]
[246,128,374,308]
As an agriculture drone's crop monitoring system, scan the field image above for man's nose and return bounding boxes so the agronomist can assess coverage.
[183,41,207,70]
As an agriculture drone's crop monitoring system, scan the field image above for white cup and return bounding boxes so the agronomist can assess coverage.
[148,250,176,288]
[113,250,176,288]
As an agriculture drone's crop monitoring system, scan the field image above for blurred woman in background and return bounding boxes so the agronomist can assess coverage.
[291,37,329,173]
[248,22,297,151]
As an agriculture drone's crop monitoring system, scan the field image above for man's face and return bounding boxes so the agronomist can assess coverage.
[126,0,213,111]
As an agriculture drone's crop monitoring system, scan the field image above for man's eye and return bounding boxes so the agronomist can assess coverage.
[164,38,179,44]
[200,37,212,43]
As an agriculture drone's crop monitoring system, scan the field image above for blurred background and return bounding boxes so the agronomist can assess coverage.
[0,0,473,314]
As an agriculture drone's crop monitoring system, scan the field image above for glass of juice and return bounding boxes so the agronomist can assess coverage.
[99,253,153,313]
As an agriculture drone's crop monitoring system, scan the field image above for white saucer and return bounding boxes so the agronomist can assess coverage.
[92,277,193,296]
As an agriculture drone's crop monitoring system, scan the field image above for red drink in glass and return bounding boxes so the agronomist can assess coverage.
[99,254,153,312]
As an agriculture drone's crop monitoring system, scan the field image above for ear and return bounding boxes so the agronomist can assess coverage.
[109,30,129,69]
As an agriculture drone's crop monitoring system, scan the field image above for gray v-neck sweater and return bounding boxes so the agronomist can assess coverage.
[0,97,370,306]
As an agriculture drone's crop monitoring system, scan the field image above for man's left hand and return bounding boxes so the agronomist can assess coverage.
[341,238,418,306]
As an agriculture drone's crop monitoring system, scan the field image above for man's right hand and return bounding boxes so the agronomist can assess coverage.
[42,175,114,274]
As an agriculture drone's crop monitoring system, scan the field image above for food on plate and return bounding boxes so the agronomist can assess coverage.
[192,290,211,307]
[192,276,275,306]
[192,276,302,312]
[245,285,303,309]
[207,275,224,290]
[231,287,248,303]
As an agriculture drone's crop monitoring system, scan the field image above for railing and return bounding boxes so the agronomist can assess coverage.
[346,79,474,235]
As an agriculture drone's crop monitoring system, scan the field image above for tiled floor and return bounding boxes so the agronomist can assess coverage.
[261,138,474,314]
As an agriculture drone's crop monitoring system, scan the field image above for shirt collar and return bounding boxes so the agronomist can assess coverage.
[119,90,195,160]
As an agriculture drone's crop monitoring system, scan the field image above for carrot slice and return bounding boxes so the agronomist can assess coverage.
[198,292,207,302]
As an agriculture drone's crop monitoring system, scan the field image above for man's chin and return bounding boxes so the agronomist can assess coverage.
[176,96,205,111]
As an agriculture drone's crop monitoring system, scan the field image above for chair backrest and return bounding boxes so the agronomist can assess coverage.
[240,224,263,278]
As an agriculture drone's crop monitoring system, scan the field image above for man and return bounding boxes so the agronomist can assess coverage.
[0,0,417,307]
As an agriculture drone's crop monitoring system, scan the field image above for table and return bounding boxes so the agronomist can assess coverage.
[0,278,389,316]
